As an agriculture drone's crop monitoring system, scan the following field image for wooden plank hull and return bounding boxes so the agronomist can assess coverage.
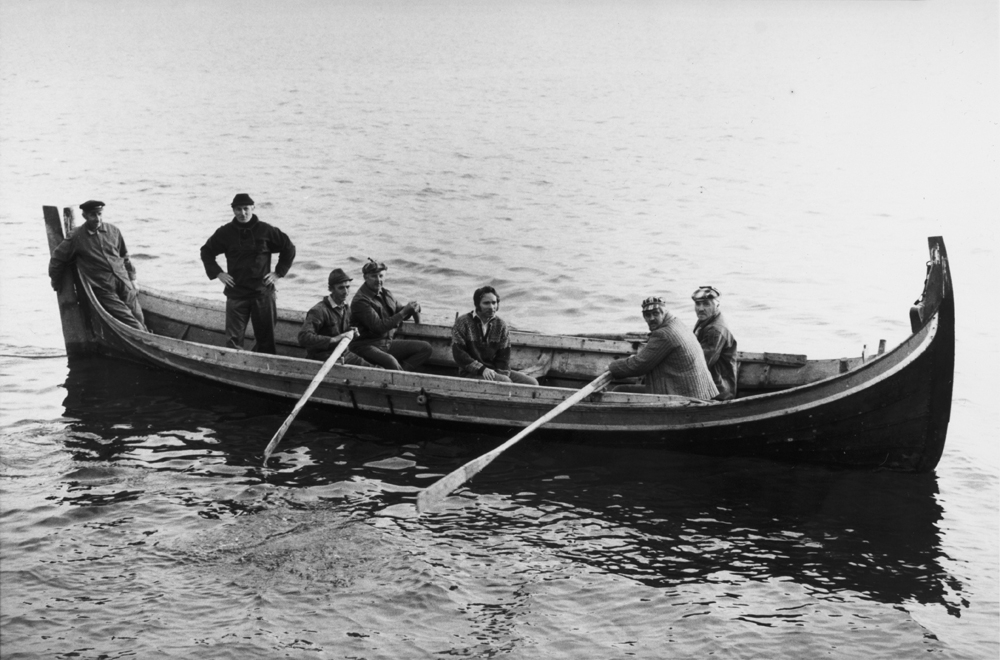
[54,227,955,472]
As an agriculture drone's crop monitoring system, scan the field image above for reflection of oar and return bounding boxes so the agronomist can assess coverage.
[416,371,613,513]
[262,335,352,465]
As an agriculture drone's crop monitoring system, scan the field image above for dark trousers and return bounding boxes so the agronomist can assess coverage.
[353,340,432,371]
[95,280,146,331]
[226,289,277,354]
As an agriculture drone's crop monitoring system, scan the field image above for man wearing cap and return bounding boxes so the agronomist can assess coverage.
[451,285,538,385]
[48,200,147,331]
[200,193,296,354]
[608,296,718,400]
[297,268,371,366]
[349,259,432,371]
[692,286,738,401]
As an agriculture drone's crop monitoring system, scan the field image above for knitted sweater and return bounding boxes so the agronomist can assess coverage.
[609,313,719,400]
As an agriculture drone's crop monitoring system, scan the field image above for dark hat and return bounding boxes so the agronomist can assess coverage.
[691,286,720,301]
[362,258,387,275]
[231,193,255,207]
[641,296,665,312]
[79,200,105,212]
[328,268,353,288]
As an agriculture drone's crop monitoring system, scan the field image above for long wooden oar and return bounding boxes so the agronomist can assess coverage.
[262,335,352,465]
[416,371,613,513]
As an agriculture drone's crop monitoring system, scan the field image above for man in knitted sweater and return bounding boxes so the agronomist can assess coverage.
[609,296,718,400]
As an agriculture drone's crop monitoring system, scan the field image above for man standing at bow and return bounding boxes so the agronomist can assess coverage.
[200,193,296,354]
[692,286,738,400]
[608,296,718,400]
[48,199,146,331]
[349,259,432,371]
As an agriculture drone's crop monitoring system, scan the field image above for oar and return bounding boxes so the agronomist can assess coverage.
[262,335,352,465]
[416,371,613,513]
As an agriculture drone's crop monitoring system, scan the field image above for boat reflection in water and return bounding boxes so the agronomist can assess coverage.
[60,355,966,619]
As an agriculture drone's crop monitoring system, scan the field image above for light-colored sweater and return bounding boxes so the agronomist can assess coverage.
[609,313,719,400]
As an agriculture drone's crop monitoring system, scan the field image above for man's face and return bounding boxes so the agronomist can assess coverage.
[642,307,666,331]
[82,209,103,231]
[233,205,254,223]
[330,281,351,305]
[363,270,385,291]
[477,293,499,319]
[694,298,719,322]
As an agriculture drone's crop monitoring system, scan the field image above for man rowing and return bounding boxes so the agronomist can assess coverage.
[48,200,146,331]
[692,286,738,400]
[297,268,372,366]
[609,295,718,400]
[349,259,432,371]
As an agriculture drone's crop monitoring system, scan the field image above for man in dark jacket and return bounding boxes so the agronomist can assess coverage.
[297,268,370,366]
[48,199,146,331]
[349,259,431,371]
[692,286,738,400]
[200,193,295,354]
[451,285,538,385]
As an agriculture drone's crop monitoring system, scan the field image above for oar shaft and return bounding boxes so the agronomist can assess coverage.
[416,371,612,513]
[262,336,352,464]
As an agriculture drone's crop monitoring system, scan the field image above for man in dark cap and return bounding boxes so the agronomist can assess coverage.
[349,259,432,371]
[200,193,296,354]
[608,296,718,400]
[692,286,738,400]
[297,268,371,366]
[48,200,146,331]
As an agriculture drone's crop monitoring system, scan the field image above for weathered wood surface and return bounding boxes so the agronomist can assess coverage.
[43,205,94,355]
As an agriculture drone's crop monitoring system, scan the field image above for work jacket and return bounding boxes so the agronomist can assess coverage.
[200,215,295,299]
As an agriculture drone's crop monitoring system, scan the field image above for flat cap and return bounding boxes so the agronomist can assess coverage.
[79,200,105,212]
[691,286,720,301]
[641,296,665,311]
[362,258,387,275]
[231,193,255,207]
[328,268,353,288]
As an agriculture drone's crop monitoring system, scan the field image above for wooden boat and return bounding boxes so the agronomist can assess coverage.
[43,206,954,472]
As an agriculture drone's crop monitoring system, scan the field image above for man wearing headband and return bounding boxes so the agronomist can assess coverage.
[348,259,432,371]
[608,296,718,400]
[48,200,146,331]
[297,268,372,366]
[692,286,738,400]
[200,193,296,354]
[451,286,539,385]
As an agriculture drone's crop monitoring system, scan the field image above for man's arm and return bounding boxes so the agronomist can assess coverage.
[199,231,225,280]
[698,326,727,369]
[351,297,406,337]
[117,231,137,282]
[269,227,296,278]
[451,316,484,374]
[608,331,673,379]
[48,237,76,290]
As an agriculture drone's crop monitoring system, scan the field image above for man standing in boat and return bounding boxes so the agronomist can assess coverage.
[349,259,432,371]
[691,286,738,400]
[200,193,296,354]
[451,285,539,385]
[298,268,371,366]
[608,296,718,400]
[48,200,147,331]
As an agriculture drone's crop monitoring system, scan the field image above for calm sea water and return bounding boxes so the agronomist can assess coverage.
[1,1,997,658]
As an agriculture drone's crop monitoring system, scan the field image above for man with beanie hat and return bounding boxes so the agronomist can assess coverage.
[297,267,371,366]
[48,200,147,331]
[608,296,718,400]
[691,286,738,400]
[200,193,296,354]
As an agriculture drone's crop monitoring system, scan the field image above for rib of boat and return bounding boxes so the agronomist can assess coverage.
[43,207,955,472]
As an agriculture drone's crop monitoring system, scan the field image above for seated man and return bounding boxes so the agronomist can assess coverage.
[297,268,372,366]
[692,286,738,400]
[609,296,718,401]
[349,259,432,371]
[451,286,539,385]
